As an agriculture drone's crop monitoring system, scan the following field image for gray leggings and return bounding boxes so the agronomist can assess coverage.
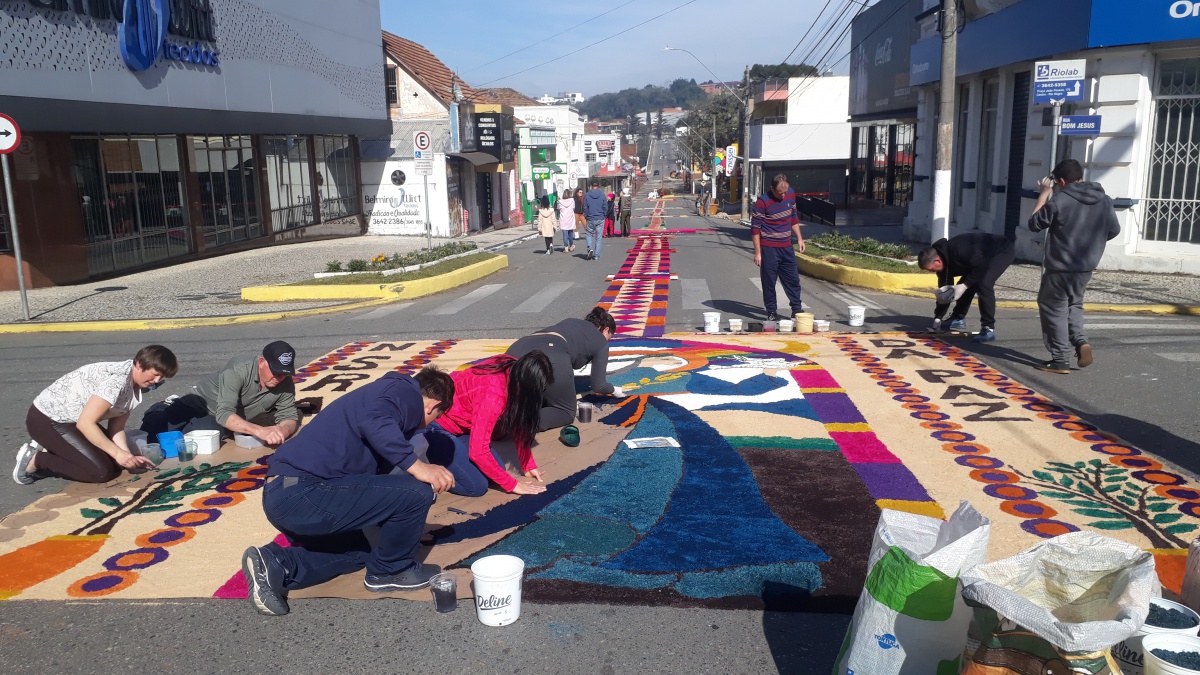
[506,335,577,432]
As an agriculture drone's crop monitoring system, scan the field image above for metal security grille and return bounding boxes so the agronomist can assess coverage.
[1004,72,1031,240]
[1145,57,1200,244]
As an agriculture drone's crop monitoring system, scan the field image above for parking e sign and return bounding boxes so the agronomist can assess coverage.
[413,131,431,152]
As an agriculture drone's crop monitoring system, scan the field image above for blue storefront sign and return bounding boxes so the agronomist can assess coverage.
[1060,115,1102,135]
[1090,0,1200,48]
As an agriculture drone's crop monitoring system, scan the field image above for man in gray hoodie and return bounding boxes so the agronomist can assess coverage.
[583,181,608,260]
[1028,159,1121,374]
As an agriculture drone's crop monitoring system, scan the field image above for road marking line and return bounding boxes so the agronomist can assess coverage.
[681,278,712,310]
[1156,353,1200,362]
[425,283,506,315]
[512,281,574,313]
[350,302,413,321]
[1085,323,1195,330]
[828,289,886,310]
[1115,335,1200,345]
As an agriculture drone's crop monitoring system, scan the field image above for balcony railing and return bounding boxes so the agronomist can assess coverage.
[753,79,789,98]
[751,116,788,125]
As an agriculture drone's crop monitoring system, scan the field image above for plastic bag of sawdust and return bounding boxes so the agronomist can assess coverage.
[833,501,991,675]
[959,531,1158,675]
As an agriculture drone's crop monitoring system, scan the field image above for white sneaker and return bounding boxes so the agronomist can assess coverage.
[13,440,40,485]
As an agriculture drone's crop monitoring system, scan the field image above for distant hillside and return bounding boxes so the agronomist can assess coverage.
[578,78,707,121]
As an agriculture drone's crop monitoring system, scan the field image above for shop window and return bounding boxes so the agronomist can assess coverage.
[893,123,915,208]
[977,80,1000,213]
[193,135,262,248]
[315,135,360,221]
[1144,56,1200,244]
[850,126,871,199]
[385,67,398,106]
[71,135,191,276]
[264,136,315,232]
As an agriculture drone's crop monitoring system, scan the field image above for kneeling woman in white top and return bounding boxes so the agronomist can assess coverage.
[14,345,178,485]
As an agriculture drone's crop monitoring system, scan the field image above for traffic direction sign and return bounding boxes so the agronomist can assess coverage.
[1034,59,1086,104]
[0,114,20,155]
[1060,115,1102,136]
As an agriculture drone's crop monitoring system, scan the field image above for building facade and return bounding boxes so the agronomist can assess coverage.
[861,0,1200,272]
[0,0,388,290]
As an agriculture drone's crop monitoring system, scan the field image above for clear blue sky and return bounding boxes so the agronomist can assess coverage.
[381,0,851,97]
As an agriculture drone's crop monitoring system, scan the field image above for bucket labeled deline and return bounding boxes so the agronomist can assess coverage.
[1116,599,1200,675]
[703,312,721,333]
[847,305,866,327]
[470,555,525,626]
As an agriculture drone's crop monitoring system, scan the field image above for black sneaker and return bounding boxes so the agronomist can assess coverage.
[1036,360,1071,374]
[364,562,441,592]
[242,546,289,616]
[766,312,780,322]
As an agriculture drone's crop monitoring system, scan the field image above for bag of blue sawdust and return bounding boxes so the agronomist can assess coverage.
[833,501,991,675]
[959,531,1158,675]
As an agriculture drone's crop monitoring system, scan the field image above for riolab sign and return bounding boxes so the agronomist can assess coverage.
[14,0,219,71]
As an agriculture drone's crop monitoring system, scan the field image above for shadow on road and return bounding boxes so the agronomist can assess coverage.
[761,583,852,674]
[1079,412,1200,476]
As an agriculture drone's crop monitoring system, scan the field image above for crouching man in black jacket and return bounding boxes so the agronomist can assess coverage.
[1028,159,1121,374]
[917,232,1015,343]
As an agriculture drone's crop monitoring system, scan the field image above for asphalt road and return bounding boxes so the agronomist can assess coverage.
[2,141,1199,672]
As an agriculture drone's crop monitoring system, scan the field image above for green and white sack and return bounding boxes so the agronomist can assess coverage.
[833,501,991,675]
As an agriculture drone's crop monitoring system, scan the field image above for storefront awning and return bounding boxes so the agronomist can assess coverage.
[449,151,503,166]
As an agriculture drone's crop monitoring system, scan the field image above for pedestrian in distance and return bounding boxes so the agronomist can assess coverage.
[422,352,553,497]
[917,232,1015,343]
[751,173,806,322]
[558,189,577,252]
[140,340,300,446]
[619,187,632,236]
[583,180,608,260]
[536,195,557,254]
[14,345,178,485]
[505,307,623,432]
[604,192,616,237]
[573,187,586,234]
[243,366,456,615]
[1028,159,1121,374]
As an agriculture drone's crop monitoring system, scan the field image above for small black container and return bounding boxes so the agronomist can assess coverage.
[747,322,763,332]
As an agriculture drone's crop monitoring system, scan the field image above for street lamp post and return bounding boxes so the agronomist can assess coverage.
[664,46,752,221]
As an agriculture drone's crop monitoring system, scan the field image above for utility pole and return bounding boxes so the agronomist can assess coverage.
[741,64,753,223]
[931,0,959,242]
[712,114,718,204]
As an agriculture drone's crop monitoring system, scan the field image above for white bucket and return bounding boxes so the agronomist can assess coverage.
[848,305,866,327]
[1116,599,1200,675]
[778,319,794,332]
[814,320,830,332]
[728,318,743,332]
[185,430,221,455]
[1143,632,1200,675]
[702,312,721,333]
[470,555,525,627]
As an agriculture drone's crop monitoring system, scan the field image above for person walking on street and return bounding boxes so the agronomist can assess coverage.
[619,187,632,236]
[243,367,456,616]
[917,233,1015,343]
[583,181,608,260]
[573,187,586,235]
[536,196,557,254]
[557,189,577,252]
[603,192,616,237]
[1028,159,1121,374]
[751,174,806,322]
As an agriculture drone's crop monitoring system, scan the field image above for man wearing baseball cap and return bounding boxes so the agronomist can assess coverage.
[140,341,300,446]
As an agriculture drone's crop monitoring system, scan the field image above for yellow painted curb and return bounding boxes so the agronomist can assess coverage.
[802,255,1200,316]
[0,255,509,334]
[798,254,935,292]
[240,254,508,302]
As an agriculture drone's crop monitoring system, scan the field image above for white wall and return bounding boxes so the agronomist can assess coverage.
[513,104,587,186]
[361,154,452,236]
[752,124,852,162]
[786,76,852,125]
[389,55,450,120]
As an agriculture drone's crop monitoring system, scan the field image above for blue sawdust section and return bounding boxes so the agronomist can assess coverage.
[602,398,830,572]
[667,372,821,420]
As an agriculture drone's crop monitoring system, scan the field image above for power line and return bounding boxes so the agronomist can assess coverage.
[782,0,835,64]
[475,0,700,87]
[463,0,639,75]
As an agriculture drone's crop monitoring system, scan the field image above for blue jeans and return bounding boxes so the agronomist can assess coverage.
[562,229,575,249]
[261,473,433,590]
[760,245,803,315]
[585,218,604,258]
[423,422,504,497]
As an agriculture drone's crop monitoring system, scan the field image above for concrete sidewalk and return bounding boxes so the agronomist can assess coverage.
[802,218,1200,309]
[0,227,537,324]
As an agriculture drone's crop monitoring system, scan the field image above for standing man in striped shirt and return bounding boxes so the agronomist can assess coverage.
[752,174,807,321]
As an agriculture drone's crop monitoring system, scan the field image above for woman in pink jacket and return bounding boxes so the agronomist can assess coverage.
[423,352,552,496]
[557,189,577,252]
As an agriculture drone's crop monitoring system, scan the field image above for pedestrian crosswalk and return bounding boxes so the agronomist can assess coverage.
[349,302,413,321]
[424,284,505,315]
[512,282,574,313]
[825,288,888,311]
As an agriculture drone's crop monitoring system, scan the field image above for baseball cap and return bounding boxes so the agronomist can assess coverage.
[263,340,297,376]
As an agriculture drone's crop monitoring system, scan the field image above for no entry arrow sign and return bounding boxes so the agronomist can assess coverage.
[0,114,20,155]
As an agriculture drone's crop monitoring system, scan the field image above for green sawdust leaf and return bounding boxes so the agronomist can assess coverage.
[1039,490,1076,500]
[98,497,122,507]
[1089,520,1135,530]
[1072,508,1125,519]
[1089,459,1103,467]
[1060,499,1103,507]
[1033,470,1055,482]
[1104,476,1126,483]
[1075,461,1087,468]
[1077,483,1096,496]
[1147,502,1175,512]
[80,508,105,519]
[1165,524,1198,535]
[1047,462,1077,470]
[1118,496,1138,507]
[1146,496,1168,502]
[1155,513,1185,525]
[1059,476,1075,488]
[157,468,182,479]
[1102,485,1122,493]
[134,503,181,514]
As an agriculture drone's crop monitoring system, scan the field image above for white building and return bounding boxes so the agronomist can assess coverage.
[511,105,589,194]
[538,92,586,105]
[748,76,853,203]
[583,133,623,174]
